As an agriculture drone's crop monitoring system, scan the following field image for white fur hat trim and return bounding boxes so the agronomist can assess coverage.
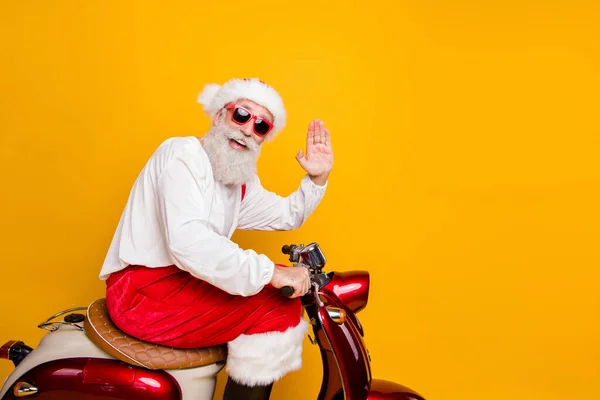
[197,78,286,140]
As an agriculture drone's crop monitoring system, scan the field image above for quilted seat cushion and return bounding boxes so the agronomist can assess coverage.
[84,298,227,370]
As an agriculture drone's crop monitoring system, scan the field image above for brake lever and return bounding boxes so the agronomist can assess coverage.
[312,281,324,307]
[301,263,324,306]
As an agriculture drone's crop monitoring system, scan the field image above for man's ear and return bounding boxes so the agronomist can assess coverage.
[212,109,224,126]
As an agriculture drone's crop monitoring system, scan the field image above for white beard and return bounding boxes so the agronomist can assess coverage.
[201,122,261,186]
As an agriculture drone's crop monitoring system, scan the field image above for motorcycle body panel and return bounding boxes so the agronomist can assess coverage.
[317,293,371,399]
[2,358,180,400]
[0,325,223,400]
[309,271,425,400]
[307,271,371,400]
[326,271,370,315]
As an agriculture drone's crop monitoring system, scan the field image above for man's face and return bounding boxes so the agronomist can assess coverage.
[201,99,273,186]
[216,99,274,149]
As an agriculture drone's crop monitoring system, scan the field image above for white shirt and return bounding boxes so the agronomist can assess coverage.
[100,136,327,296]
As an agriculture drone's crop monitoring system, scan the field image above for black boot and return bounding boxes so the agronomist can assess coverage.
[222,377,273,400]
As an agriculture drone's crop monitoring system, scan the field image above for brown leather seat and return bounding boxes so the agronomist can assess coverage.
[84,298,227,370]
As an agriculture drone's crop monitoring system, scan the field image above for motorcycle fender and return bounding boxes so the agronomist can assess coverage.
[367,379,426,400]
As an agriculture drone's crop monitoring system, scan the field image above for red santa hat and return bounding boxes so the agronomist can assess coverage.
[197,78,286,140]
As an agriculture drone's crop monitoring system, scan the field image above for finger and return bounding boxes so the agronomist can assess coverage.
[307,121,315,147]
[300,283,307,297]
[297,271,307,296]
[305,271,311,294]
[298,281,307,298]
[318,121,325,144]
[324,128,331,146]
[313,119,320,145]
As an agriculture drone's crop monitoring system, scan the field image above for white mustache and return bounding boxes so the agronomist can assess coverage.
[225,130,260,152]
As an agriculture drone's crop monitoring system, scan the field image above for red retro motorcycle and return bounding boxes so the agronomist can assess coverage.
[0,242,425,400]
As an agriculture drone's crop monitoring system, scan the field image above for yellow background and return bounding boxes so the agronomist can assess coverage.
[1,1,599,399]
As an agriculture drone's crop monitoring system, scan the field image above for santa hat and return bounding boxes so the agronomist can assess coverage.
[197,78,286,140]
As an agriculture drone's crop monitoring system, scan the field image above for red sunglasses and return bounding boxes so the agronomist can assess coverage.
[224,103,274,136]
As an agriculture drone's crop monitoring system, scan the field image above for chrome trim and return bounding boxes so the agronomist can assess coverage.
[300,242,327,269]
[37,307,88,332]
[14,381,38,397]
[326,307,345,324]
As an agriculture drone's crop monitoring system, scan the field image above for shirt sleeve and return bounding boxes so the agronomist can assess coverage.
[237,174,327,231]
[156,152,275,296]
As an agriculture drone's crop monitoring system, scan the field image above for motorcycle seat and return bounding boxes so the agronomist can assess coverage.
[83,298,227,370]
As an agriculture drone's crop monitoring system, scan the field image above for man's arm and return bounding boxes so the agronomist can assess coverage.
[237,174,326,231]
[157,151,311,298]
[157,152,276,296]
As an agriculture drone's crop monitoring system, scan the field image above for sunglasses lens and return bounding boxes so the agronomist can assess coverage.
[232,107,251,124]
[254,120,271,136]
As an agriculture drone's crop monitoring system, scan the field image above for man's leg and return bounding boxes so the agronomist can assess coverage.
[223,377,273,400]
[106,265,307,394]
[225,317,308,387]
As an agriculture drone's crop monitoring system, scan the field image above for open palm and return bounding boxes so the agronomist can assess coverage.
[296,119,334,181]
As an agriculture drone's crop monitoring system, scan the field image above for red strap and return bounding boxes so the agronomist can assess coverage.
[241,184,246,202]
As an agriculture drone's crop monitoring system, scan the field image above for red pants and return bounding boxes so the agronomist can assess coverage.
[106,265,303,349]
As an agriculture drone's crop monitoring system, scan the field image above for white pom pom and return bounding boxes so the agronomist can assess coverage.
[197,83,221,106]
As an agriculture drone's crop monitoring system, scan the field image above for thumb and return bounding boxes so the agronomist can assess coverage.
[296,149,308,170]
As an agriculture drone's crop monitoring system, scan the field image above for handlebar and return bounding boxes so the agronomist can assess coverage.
[281,245,297,297]
[281,244,295,255]
[280,286,295,297]
[279,243,320,297]
[279,242,330,300]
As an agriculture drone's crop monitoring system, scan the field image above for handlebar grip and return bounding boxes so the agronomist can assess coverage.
[280,286,295,297]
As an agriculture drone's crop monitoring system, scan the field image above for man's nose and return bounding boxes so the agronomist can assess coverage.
[240,122,254,137]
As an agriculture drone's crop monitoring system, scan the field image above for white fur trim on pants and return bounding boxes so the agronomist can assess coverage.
[226,319,309,386]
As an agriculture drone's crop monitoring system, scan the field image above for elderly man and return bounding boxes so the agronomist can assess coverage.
[99,78,333,399]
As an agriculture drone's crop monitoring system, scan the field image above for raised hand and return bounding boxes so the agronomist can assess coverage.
[296,119,334,186]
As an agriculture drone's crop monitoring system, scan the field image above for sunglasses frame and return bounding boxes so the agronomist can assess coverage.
[224,103,274,136]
